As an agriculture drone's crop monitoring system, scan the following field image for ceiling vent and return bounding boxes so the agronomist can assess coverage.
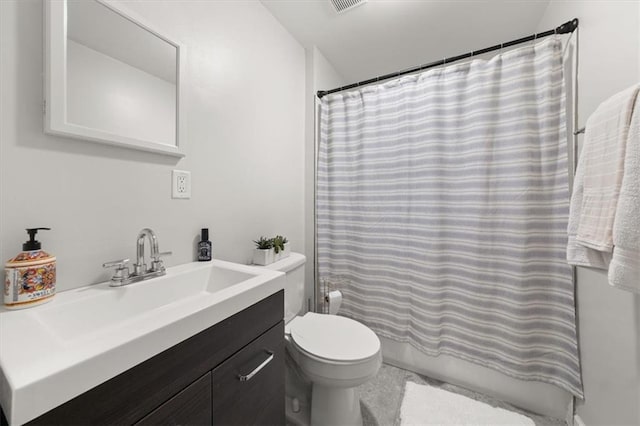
[329,0,367,14]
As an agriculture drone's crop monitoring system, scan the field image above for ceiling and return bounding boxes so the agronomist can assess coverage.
[261,0,552,85]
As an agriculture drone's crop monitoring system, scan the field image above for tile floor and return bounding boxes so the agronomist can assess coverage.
[358,363,566,426]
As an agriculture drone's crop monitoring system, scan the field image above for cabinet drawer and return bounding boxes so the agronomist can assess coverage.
[136,373,211,426]
[212,322,284,426]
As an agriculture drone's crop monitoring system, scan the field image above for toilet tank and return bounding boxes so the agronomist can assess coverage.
[264,252,306,323]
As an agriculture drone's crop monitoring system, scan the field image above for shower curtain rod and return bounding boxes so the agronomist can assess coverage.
[316,18,579,99]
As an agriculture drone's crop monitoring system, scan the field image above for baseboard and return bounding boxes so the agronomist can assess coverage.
[574,414,586,426]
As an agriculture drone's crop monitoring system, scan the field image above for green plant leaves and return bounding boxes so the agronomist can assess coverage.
[253,235,288,251]
[253,236,273,250]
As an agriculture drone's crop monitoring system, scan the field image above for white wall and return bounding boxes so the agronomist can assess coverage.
[66,40,176,146]
[303,46,346,310]
[312,47,346,92]
[536,2,640,425]
[0,0,305,292]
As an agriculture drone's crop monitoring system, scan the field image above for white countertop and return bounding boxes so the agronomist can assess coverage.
[0,260,284,425]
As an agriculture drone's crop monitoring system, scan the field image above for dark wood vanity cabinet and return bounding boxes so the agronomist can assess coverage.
[25,291,284,426]
[136,372,212,426]
[212,323,284,425]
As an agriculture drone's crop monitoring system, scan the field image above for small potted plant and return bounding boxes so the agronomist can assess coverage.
[274,235,290,260]
[252,236,274,266]
[272,235,284,262]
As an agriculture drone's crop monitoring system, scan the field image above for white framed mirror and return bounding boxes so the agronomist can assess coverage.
[44,0,185,157]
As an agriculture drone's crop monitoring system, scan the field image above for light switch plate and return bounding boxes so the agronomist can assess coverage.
[172,170,191,199]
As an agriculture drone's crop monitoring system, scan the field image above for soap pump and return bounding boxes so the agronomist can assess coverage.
[4,228,57,309]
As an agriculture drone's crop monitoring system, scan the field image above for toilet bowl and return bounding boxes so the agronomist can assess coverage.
[287,312,381,425]
[264,253,381,426]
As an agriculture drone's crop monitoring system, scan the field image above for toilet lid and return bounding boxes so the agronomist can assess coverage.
[289,313,380,362]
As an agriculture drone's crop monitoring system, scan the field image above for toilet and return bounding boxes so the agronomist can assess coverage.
[265,253,381,426]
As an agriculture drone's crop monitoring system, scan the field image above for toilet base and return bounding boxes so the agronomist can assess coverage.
[311,384,362,426]
[286,395,310,426]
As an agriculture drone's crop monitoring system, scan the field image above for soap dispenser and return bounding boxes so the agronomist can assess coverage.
[4,228,56,309]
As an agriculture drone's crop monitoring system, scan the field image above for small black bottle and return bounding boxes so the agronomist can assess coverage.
[198,228,212,261]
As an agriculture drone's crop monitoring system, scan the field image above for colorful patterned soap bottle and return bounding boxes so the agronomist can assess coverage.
[4,228,56,309]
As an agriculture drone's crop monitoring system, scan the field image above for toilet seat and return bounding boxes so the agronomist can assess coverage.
[288,312,380,363]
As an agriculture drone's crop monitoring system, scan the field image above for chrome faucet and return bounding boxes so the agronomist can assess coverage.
[103,228,171,287]
[134,228,159,275]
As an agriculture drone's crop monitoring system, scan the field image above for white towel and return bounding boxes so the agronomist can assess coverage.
[608,98,640,292]
[567,161,611,268]
[568,84,640,268]
[576,85,639,250]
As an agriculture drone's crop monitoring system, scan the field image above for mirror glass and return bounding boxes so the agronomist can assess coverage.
[46,0,182,156]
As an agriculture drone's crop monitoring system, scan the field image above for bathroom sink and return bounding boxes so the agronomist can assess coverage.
[206,264,257,292]
[0,260,284,425]
[34,263,260,341]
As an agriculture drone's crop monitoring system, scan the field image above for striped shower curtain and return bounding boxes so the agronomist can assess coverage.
[317,37,582,397]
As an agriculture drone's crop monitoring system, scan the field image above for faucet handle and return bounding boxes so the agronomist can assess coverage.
[103,258,130,283]
[151,251,172,272]
[153,251,172,260]
[103,258,130,269]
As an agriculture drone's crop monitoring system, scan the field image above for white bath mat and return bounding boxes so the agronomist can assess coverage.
[399,382,535,426]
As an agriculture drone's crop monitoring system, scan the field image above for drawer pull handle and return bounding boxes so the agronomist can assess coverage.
[238,351,274,382]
